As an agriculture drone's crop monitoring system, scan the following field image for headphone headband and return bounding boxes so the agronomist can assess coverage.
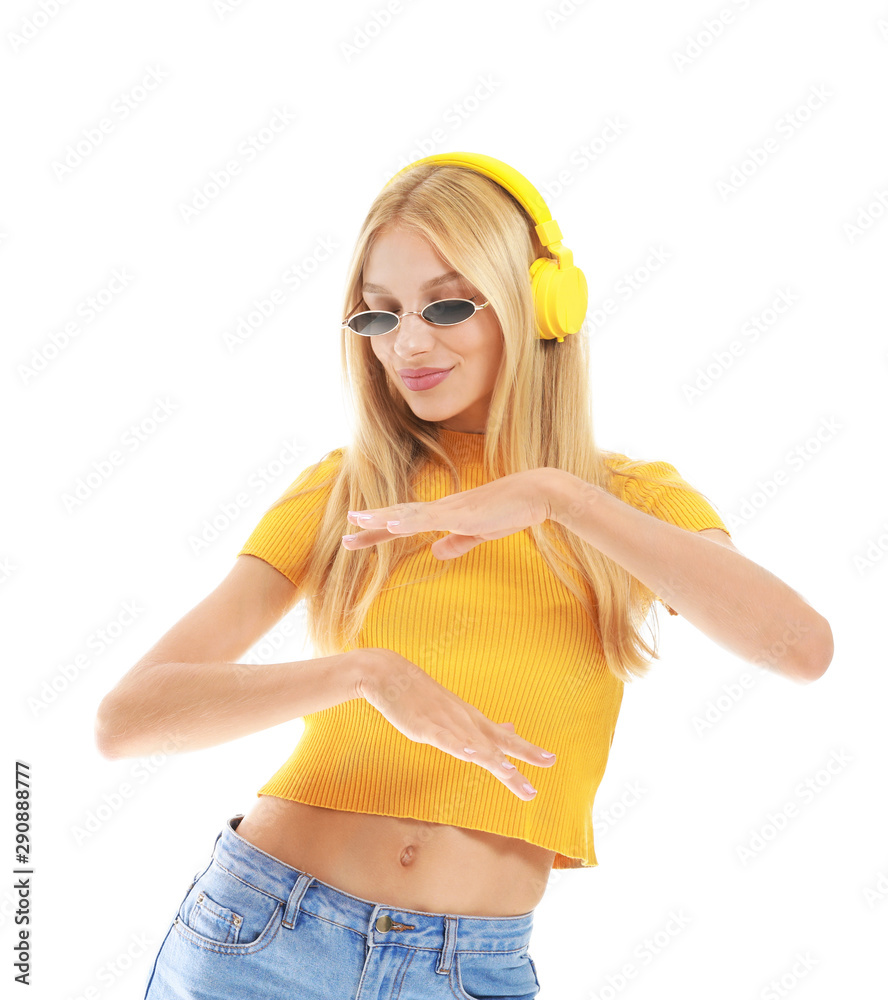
[382,152,588,342]
[386,152,561,248]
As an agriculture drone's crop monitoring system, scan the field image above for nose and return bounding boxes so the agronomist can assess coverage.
[392,310,438,354]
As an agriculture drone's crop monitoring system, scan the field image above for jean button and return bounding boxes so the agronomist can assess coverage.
[376,914,393,932]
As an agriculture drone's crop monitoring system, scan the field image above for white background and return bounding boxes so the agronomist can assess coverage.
[3,1,886,998]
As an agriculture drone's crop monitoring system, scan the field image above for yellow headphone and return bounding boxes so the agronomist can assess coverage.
[383,152,588,343]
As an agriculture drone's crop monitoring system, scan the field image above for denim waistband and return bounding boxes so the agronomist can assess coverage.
[212,813,535,954]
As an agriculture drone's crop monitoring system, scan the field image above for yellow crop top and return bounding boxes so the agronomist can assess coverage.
[236,427,730,869]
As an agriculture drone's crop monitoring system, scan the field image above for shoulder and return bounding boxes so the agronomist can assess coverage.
[599,449,733,542]
[598,451,683,498]
[292,444,348,482]
[600,450,700,494]
[264,445,348,512]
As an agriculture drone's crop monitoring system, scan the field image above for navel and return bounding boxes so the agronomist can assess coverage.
[399,845,417,867]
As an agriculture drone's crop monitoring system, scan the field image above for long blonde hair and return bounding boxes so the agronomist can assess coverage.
[266,163,714,682]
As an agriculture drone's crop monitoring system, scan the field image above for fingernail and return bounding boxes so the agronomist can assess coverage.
[540,751,556,759]
[463,747,476,755]
[356,514,373,521]
[501,761,516,771]
[342,535,356,542]
[386,520,400,527]
[522,782,537,795]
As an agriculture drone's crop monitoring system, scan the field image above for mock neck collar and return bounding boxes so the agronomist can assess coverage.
[435,426,486,465]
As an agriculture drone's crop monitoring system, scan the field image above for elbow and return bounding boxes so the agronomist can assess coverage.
[94,705,118,760]
[94,695,129,760]
[95,736,121,761]
[791,614,834,684]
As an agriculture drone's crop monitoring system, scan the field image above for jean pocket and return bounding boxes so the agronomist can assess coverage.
[174,859,282,954]
[450,949,541,1000]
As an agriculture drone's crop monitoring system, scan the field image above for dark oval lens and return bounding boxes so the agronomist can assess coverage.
[349,311,397,336]
[422,299,474,326]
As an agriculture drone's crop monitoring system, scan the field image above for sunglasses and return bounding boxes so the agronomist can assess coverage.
[342,297,491,337]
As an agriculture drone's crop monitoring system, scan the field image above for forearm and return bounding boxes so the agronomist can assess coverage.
[95,650,369,759]
[547,470,832,682]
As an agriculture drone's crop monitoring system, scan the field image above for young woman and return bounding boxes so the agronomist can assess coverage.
[96,152,833,999]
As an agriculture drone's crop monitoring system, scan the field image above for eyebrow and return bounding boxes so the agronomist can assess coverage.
[362,270,464,295]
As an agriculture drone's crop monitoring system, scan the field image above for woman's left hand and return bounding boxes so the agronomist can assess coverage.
[341,469,555,560]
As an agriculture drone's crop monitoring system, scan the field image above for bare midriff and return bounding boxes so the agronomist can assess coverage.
[234,794,557,918]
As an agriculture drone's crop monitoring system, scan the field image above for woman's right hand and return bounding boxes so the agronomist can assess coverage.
[356,648,557,800]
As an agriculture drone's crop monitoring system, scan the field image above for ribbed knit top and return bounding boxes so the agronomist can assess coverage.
[236,428,730,869]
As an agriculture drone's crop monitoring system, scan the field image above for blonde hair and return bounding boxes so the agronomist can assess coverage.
[265,163,713,682]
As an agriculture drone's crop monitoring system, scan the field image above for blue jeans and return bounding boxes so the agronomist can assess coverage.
[143,813,542,999]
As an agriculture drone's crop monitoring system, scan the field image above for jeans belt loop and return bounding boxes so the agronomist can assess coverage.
[435,915,459,974]
[282,873,315,930]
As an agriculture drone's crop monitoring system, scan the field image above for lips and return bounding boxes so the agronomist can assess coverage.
[398,368,453,391]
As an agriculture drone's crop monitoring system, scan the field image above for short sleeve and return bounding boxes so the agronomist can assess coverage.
[611,457,731,616]
[237,448,345,593]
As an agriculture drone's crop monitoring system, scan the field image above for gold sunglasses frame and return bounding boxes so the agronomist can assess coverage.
[341,297,491,336]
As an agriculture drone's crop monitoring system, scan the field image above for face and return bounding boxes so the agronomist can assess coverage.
[359,227,503,433]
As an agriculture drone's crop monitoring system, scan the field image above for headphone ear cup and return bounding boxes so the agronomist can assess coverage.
[529,257,589,341]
